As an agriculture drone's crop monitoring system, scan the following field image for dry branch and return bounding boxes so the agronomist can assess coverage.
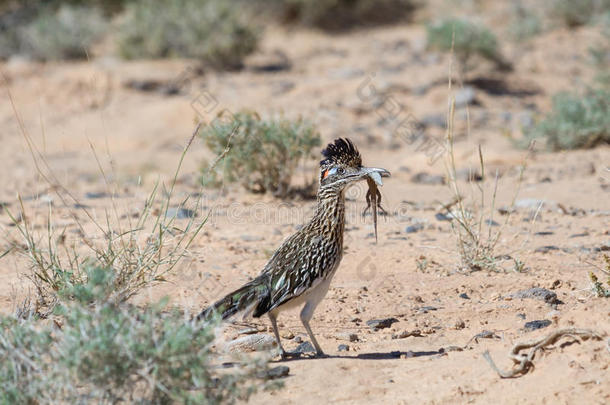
[483,328,604,378]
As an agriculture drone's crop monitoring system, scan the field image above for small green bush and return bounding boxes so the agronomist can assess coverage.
[426,18,511,72]
[524,88,610,150]
[261,0,416,31]
[550,0,596,27]
[508,4,542,41]
[0,5,108,61]
[200,111,321,197]
[0,266,275,404]
[116,0,259,69]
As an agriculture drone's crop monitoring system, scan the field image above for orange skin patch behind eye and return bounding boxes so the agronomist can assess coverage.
[323,169,330,179]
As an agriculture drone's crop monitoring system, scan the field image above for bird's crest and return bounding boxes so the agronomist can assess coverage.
[320,138,362,169]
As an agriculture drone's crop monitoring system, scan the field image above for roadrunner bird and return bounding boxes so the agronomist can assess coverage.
[198,138,390,358]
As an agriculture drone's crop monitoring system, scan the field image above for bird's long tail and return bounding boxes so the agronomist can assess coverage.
[196,277,269,322]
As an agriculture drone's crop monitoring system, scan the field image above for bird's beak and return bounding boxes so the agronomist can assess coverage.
[360,167,391,186]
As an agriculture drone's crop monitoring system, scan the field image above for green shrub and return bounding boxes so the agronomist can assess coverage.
[426,18,511,72]
[116,0,259,69]
[0,266,275,404]
[200,111,321,197]
[508,4,542,41]
[261,0,416,31]
[15,4,107,60]
[524,88,610,150]
[550,0,597,27]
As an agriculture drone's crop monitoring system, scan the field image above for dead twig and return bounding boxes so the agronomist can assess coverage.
[483,328,604,378]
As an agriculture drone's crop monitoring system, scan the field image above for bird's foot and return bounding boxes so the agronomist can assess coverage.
[314,351,329,359]
[280,350,303,360]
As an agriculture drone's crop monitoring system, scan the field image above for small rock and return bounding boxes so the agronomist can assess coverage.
[511,287,559,304]
[535,231,554,236]
[258,365,290,380]
[411,172,445,185]
[248,50,291,73]
[336,332,359,342]
[293,336,303,343]
[444,345,463,352]
[165,207,196,219]
[226,334,276,353]
[515,198,558,211]
[517,313,526,320]
[416,306,438,314]
[240,235,263,242]
[420,113,446,129]
[456,168,483,182]
[392,329,422,339]
[85,192,109,199]
[459,293,470,299]
[281,330,295,339]
[238,327,258,335]
[338,344,350,352]
[484,219,500,226]
[524,319,551,332]
[295,341,315,353]
[366,318,399,331]
[453,320,466,330]
[454,87,476,108]
[406,223,425,233]
[435,212,451,221]
[535,245,560,254]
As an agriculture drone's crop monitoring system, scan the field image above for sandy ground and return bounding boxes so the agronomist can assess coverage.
[1,9,609,405]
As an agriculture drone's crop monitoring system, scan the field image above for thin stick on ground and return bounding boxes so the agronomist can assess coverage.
[483,328,604,378]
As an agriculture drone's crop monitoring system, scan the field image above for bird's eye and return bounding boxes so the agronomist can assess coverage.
[337,167,345,174]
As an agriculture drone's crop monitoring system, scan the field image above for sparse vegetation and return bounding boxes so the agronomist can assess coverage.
[261,0,416,31]
[548,0,602,28]
[524,88,610,150]
[508,4,542,41]
[444,95,528,273]
[589,254,610,298]
[0,265,275,404]
[116,0,260,69]
[199,111,321,198]
[426,18,511,72]
[0,3,107,61]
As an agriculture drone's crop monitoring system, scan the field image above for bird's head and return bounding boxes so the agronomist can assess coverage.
[319,138,390,192]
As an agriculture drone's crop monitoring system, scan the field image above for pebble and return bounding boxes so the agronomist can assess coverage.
[411,172,445,185]
[238,327,258,335]
[511,287,559,304]
[258,365,290,380]
[281,331,295,339]
[336,332,359,342]
[338,344,350,352]
[165,207,196,219]
[416,306,438,314]
[366,318,399,331]
[226,334,276,353]
[535,245,560,254]
[406,223,425,233]
[435,213,451,221]
[392,329,422,339]
[459,293,470,299]
[454,86,476,108]
[524,319,551,331]
[240,235,263,242]
[295,341,315,353]
[85,191,109,199]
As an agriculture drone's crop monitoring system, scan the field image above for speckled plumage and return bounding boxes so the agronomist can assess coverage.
[198,138,389,358]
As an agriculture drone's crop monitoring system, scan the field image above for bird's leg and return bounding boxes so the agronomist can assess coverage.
[268,312,301,360]
[300,301,326,358]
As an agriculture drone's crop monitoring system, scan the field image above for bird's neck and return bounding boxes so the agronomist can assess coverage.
[312,187,346,238]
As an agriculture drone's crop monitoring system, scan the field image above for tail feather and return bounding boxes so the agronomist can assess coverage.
[197,277,269,322]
